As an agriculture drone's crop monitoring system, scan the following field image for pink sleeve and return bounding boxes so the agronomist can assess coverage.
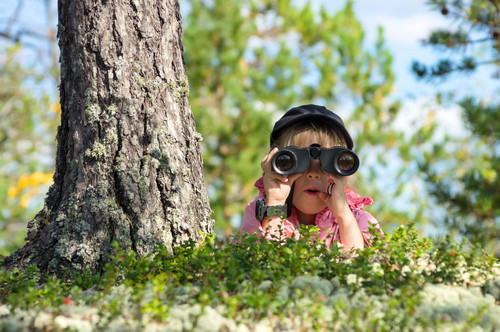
[240,197,262,234]
[353,209,384,245]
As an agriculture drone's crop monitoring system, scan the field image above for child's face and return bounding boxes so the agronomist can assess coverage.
[291,133,332,217]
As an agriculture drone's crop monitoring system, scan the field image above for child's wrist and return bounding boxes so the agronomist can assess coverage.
[332,209,355,224]
[331,203,352,220]
[265,198,287,206]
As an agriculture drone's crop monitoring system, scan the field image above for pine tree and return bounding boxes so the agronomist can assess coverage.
[412,0,500,255]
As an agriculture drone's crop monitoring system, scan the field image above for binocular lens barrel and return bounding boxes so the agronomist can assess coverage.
[271,146,359,176]
[274,152,295,173]
[337,151,356,171]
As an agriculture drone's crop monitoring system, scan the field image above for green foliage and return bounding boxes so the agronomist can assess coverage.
[410,0,500,255]
[418,98,500,255]
[413,0,500,80]
[182,0,406,232]
[0,0,59,256]
[0,44,58,255]
[1,225,499,330]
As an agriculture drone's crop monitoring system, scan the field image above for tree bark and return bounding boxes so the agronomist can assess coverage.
[4,0,213,275]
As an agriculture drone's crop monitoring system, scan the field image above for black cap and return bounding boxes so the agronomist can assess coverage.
[270,104,354,149]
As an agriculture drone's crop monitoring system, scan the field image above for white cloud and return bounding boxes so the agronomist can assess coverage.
[370,13,449,47]
[393,97,468,141]
[346,0,450,47]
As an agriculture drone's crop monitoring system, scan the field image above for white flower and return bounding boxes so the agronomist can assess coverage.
[54,315,92,332]
[346,274,357,285]
[460,272,471,283]
[401,265,411,277]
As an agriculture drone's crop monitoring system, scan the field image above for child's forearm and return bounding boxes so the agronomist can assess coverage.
[336,210,364,249]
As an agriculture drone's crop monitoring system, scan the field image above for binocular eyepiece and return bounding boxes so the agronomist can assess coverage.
[271,144,359,176]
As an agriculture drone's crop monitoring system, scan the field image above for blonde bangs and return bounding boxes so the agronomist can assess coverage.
[273,122,347,149]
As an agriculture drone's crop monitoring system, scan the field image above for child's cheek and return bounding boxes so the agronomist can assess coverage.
[321,175,333,187]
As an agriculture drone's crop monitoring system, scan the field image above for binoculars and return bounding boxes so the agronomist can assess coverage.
[271,144,359,176]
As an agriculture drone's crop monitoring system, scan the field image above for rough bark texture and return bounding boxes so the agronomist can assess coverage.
[4,0,213,275]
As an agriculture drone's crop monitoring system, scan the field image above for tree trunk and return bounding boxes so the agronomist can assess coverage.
[4,0,213,275]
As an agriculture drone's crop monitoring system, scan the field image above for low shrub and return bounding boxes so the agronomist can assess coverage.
[1,224,499,331]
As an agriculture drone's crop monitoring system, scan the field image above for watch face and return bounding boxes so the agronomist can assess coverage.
[255,199,265,221]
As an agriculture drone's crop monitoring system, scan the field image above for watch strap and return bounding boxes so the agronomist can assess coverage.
[255,198,287,221]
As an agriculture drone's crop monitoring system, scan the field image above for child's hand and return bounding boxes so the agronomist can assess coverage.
[261,148,302,206]
[319,174,365,249]
[319,174,351,218]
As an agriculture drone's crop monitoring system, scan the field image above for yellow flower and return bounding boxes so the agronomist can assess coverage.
[18,174,30,191]
[7,187,18,198]
[50,103,61,115]
[7,171,54,209]
[20,194,30,209]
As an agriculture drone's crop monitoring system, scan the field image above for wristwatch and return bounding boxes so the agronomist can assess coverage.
[255,198,288,221]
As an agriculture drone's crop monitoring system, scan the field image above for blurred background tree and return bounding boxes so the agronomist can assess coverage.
[0,0,58,255]
[182,0,425,234]
[412,0,500,255]
[0,0,452,253]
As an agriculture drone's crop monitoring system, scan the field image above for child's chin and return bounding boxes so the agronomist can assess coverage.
[295,204,326,216]
[294,196,326,212]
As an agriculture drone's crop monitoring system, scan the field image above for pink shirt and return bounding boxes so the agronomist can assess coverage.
[240,177,383,247]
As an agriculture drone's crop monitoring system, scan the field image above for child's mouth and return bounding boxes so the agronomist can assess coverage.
[305,188,320,196]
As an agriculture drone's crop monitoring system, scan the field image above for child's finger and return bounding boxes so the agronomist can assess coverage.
[288,173,302,184]
[277,175,289,183]
[261,148,278,172]
[318,191,330,203]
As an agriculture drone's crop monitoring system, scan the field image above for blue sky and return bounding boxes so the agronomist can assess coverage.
[2,0,496,102]
[322,0,497,101]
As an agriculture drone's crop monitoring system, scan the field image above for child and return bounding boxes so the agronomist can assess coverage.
[240,104,382,249]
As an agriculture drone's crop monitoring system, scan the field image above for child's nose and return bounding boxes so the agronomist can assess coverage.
[306,160,322,179]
